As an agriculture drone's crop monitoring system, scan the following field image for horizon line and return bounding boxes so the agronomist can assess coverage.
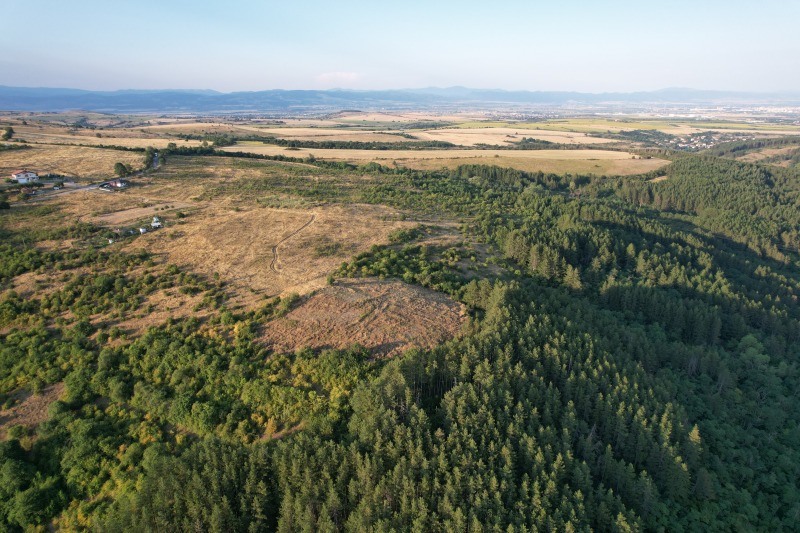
[2,84,799,96]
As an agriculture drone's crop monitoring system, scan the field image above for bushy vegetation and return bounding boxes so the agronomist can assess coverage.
[1,148,799,531]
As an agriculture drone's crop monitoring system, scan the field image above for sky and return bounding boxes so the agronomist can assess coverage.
[2,0,799,93]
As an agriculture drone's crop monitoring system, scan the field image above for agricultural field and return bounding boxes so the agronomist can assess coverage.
[219,144,668,175]
[400,152,666,175]
[9,123,203,148]
[411,127,617,146]
[0,143,143,179]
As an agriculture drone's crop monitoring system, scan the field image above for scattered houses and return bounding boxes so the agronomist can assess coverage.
[11,169,39,184]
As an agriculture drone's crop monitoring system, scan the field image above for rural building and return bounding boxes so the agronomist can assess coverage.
[11,169,39,184]
[151,216,162,229]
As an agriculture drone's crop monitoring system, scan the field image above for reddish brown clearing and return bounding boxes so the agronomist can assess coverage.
[261,278,466,357]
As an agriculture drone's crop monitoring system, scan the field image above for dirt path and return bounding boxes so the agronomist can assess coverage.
[269,214,316,273]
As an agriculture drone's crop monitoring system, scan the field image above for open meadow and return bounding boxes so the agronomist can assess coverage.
[0,143,143,179]
[219,144,668,175]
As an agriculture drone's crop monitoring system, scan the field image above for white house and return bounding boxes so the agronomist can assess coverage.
[150,216,162,229]
[11,169,39,184]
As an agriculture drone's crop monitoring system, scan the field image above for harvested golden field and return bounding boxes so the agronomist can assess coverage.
[412,127,615,146]
[140,121,240,132]
[239,128,413,143]
[219,144,667,175]
[403,155,666,175]
[261,278,465,357]
[0,143,143,179]
[16,132,202,149]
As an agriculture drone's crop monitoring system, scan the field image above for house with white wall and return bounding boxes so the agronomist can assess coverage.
[11,169,39,184]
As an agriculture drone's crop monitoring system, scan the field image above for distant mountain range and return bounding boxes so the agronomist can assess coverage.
[1,85,799,113]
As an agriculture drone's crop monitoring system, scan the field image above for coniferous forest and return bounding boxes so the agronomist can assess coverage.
[1,149,800,532]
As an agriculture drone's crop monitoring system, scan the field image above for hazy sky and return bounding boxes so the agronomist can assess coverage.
[2,0,798,92]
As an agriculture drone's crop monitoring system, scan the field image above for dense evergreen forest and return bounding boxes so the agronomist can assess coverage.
[1,148,799,531]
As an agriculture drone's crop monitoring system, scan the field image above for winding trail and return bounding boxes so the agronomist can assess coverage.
[269,215,316,273]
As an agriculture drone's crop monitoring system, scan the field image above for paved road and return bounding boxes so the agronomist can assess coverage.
[24,183,98,202]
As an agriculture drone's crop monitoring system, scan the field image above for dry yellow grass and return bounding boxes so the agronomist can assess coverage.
[16,132,203,149]
[219,144,667,175]
[238,128,411,143]
[736,145,800,163]
[412,128,616,146]
[140,121,238,132]
[0,384,65,440]
[403,155,667,176]
[0,144,143,179]
[219,144,642,160]
[46,160,413,307]
[122,203,411,303]
[112,285,213,336]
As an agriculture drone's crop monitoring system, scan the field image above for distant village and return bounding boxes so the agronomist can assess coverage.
[667,132,758,151]
[6,167,135,198]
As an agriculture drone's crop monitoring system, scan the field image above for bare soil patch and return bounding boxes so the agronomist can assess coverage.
[261,278,465,357]
[0,383,65,440]
[648,175,669,183]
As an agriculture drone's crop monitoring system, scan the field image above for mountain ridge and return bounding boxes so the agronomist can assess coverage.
[1,85,799,113]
